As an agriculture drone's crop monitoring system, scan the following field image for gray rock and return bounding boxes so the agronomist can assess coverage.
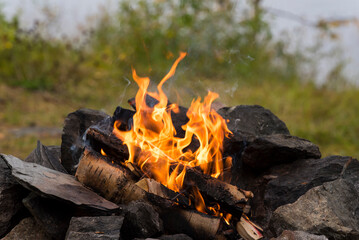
[217,105,290,136]
[61,108,109,174]
[2,217,49,240]
[270,179,359,239]
[66,216,124,240]
[23,193,73,240]
[159,234,193,240]
[241,134,321,169]
[0,157,27,237]
[265,156,358,210]
[1,154,119,214]
[271,230,328,240]
[121,200,163,239]
[25,141,67,173]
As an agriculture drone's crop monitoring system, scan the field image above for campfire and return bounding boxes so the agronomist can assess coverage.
[1,53,358,240]
[76,52,259,239]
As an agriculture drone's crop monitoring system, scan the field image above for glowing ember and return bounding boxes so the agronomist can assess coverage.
[113,52,232,216]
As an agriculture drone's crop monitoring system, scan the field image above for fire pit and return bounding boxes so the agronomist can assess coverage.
[0,53,358,240]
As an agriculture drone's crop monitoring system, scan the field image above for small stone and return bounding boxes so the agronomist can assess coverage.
[271,230,328,240]
[66,216,124,240]
[121,200,163,239]
[2,217,49,240]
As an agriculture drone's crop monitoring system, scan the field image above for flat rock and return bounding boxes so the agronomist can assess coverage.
[271,230,328,240]
[265,156,358,211]
[0,157,27,237]
[121,200,163,239]
[66,216,124,240]
[241,134,321,169]
[270,179,359,239]
[217,105,290,136]
[61,108,109,174]
[1,154,119,213]
[2,217,49,240]
[25,141,67,173]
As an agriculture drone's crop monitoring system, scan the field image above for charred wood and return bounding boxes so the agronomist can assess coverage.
[183,167,251,217]
[61,108,109,174]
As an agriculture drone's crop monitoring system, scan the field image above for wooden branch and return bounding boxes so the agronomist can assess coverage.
[160,208,222,240]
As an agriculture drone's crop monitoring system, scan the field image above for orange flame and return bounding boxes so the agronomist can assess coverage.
[113,51,232,195]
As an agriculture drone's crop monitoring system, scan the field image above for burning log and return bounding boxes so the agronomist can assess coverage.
[160,208,222,240]
[75,149,145,204]
[76,149,190,207]
[184,167,252,217]
[86,127,130,161]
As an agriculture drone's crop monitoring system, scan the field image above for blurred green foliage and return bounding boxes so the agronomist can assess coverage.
[90,0,303,83]
[0,0,357,158]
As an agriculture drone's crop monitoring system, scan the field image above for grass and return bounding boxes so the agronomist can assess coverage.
[0,1,357,160]
[1,77,358,160]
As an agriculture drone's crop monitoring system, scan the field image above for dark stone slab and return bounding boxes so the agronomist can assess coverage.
[241,134,321,169]
[133,234,193,240]
[270,179,359,239]
[1,154,119,214]
[2,217,49,240]
[217,105,290,136]
[121,200,163,239]
[66,216,124,240]
[271,230,328,240]
[25,141,67,173]
[23,193,73,240]
[265,156,358,211]
[61,108,109,174]
[159,234,193,240]
[0,157,28,237]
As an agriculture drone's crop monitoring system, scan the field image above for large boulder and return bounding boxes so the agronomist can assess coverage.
[270,179,359,239]
[218,105,321,170]
[265,156,358,211]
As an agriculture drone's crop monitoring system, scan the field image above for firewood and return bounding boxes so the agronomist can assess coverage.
[236,215,263,240]
[84,127,251,216]
[75,149,145,204]
[76,149,190,208]
[85,127,130,161]
[136,178,189,206]
[183,167,251,217]
[160,208,222,240]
